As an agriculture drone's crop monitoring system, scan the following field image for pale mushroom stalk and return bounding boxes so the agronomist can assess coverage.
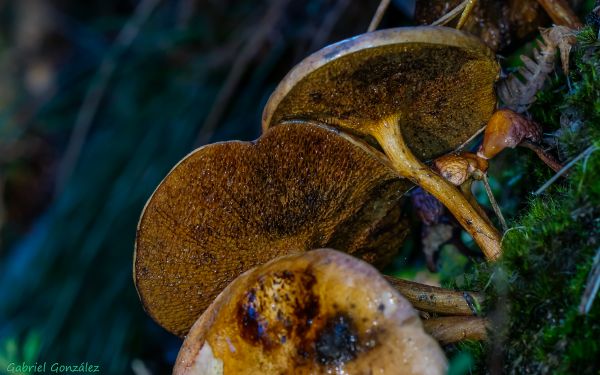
[422,316,489,345]
[384,276,483,316]
[371,117,502,261]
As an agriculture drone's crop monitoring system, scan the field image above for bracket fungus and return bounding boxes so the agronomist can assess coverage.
[134,122,413,337]
[174,249,448,375]
[262,26,502,260]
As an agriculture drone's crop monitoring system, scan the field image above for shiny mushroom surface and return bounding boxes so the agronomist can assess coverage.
[174,249,448,375]
[134,122,412,337]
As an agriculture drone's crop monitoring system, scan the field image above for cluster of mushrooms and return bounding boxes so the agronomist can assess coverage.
[134,24,559,374]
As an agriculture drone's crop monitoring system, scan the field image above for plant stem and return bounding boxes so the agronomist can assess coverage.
[367,0,391,32]
[460,179,495,228]
[372,118,502,261]
[534,144,598,195]
[431,0,471,26]
[482,174,508,232]
[456,0,477,29]
[384,276,483,316]
[422,316,489,344]
[520,141,564,173]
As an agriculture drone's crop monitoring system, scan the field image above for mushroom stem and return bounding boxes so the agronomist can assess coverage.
[481,175,508,232]
[422,316,489,344]
[384,276,483,316]
[519,141,564,173]
[371,118,502,261]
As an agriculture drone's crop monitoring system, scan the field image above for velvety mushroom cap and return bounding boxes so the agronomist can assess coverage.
[174,249,447,375]
[134,122,412,337]
[262,26,499,160]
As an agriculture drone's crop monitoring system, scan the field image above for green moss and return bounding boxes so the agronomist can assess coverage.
[451,25,600,374]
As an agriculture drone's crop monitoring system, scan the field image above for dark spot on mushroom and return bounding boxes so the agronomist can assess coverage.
[238,288,272,347]
[293,271,320,337]
[315,314,360,365]
[378,303,385,312]
[237,268,320,351]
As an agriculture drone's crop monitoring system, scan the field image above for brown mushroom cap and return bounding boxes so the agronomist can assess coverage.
[174,249,448,375]
[134,122,412,337]
[262,26,499,161]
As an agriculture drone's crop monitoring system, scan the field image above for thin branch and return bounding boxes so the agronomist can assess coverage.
[534,144,598,195]
[455,126,485,152]
[367,0,391,32]
[422,316,489,344]
[482,175,508,232]
[194,0,290,147]
[579,247,600,315]
[456,0,477,30]
[431,0,471,26]
[55,0,162,195]
[520,141,564,173]
[384,276,484,316]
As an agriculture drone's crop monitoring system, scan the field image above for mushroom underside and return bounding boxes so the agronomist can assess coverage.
[134,122,412,336]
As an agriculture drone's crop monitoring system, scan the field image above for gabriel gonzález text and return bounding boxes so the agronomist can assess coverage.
[7,362,100,373]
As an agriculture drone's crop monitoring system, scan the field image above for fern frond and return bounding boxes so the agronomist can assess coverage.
[498,26,576,113]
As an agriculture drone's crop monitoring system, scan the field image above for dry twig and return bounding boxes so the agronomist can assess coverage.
[534,144,598,195]
[431,0,472,27]
[367,0,391,32]
[422,316,489,344]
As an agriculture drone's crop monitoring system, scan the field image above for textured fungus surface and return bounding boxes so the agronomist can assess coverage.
[134,123,412,336]
[174,249,447,375]
[263,27,499,161]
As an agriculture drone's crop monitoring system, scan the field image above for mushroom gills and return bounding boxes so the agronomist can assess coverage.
[134,122,412,337]
[263,26,502,260]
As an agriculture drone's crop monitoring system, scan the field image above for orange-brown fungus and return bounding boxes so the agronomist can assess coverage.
[478,109,542,159]
[134,122,412,337]
[174,249,447,375]
[263,27,499,161]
